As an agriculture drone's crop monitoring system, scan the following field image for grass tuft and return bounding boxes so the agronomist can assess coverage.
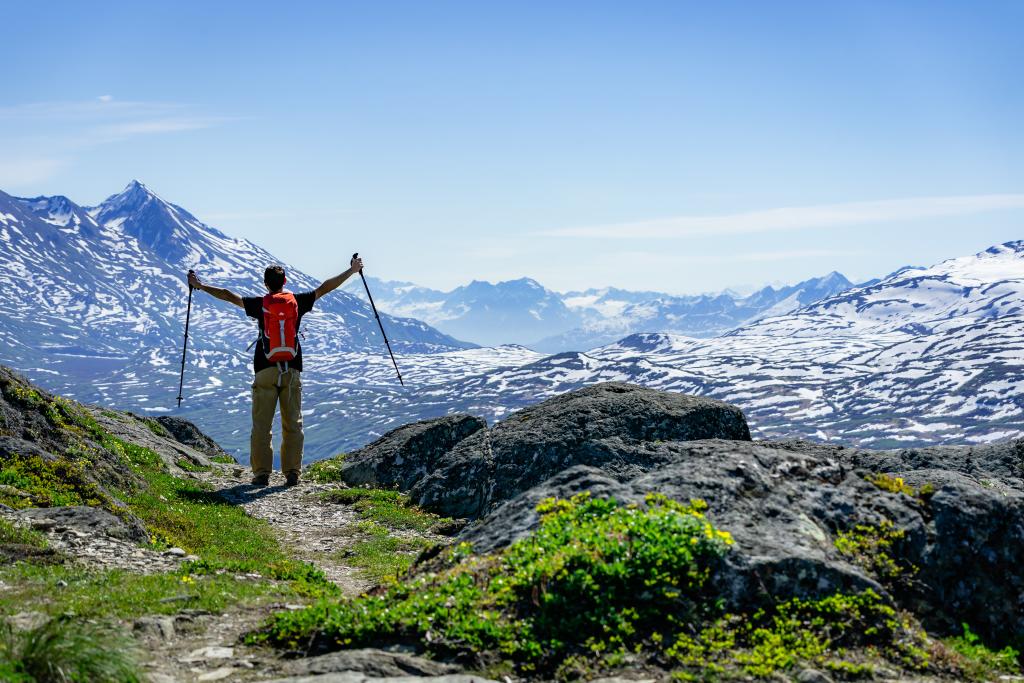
[0,616,144,683]
[321,487,452,532]
[306,455,346,483]
[0,519,47,549]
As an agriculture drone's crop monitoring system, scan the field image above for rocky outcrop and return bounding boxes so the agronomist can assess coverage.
[332,382,1024,650]
[283,648,463,676]
[341,415,486,491]
[457,436,1024,648]
[155,415,233,461]
[408,383,751,518]
[13,505,149,543]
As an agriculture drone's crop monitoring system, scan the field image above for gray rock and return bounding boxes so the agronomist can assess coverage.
[0,436,61,463]
[342,414,487,491]
[285,648,461,676]
[263,676,496,683]
[133,616,176,641]
[14,505,149,543]
[794,669,834,683]
[460,435,1024,648]
[411,383,751,518]
[155,415,233,461]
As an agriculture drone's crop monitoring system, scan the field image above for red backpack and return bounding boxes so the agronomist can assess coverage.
[261,292,299,363]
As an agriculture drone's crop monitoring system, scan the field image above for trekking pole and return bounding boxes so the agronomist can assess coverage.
[353,253,404,386]
[176,271,195,407]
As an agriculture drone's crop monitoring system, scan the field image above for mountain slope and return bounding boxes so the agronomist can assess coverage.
[399,242,1024,447]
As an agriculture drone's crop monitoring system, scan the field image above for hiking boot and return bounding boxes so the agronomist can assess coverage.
[284,472,299,487]
[251,473,270,487]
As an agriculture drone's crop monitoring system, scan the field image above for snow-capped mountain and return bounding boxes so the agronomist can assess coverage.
[0,182,477,451]
[404,242,1024,447]
[3,180,1020,458]
[344,276,583,347]
[346,272,856,351]
[535,272,856,352]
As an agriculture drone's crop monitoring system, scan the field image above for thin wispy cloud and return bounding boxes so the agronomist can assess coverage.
[0,97,231,186]
[541,195,1024,239]
[0,97,189,120]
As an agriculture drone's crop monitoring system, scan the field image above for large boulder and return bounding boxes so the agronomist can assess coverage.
[409,383,751,518]
[341,414,487,491]
[459,436,1024,648]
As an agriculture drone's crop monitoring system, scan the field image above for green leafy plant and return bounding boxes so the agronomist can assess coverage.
[0,519,47,549]
[306,455,346,483]
[0,616,144,683]
[255,493,733,674]
[944,623,1021,680]
[0,454,111,510]
[834,520,915,583]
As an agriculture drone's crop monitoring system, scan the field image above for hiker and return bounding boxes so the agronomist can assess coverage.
[186,255,364,486]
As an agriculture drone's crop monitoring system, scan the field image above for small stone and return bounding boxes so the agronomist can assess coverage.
[180,646,234,662]
[55,580,68,588]
[163,547,187,557]
[284,603,308,610]
[197,667,236,681]
[795,669,834,683]
[133,616,175,641]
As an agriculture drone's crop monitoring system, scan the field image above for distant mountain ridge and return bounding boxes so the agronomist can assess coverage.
[345,270,858,351]
[409,240,1024,447]
[2,179,1019,459]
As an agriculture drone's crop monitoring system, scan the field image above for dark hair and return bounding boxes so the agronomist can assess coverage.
[264,265,286,292]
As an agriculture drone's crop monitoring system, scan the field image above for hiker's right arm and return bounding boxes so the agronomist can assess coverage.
[188,271,243,308]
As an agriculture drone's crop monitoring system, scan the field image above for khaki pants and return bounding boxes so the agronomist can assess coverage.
[250,367,303,477]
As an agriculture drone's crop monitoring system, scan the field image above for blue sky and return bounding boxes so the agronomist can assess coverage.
[3,1,1022,293]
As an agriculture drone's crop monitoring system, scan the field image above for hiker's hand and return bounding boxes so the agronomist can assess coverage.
[350,256,364,273]
[187,271,202,291]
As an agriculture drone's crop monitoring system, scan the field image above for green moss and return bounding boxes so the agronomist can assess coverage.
[668,590,927,679]
[141,417,171,438]
[210,454,236,464]
[0,453,112,510]
[321,487,453,532]
[866,473,935,502]
[306,455,346,483]
[255,493,733,674]
[834,520,915,584]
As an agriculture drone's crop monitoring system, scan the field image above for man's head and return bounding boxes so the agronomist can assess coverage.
[264,265,286,293]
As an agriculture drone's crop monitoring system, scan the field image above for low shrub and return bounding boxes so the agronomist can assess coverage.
[256,493,733,674]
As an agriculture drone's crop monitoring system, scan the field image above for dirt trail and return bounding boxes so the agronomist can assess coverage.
[139,469,376,683]
[209,470,372,596]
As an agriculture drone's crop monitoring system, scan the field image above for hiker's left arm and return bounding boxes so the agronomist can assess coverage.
[188,271,244,308]
[314,255,363,300]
